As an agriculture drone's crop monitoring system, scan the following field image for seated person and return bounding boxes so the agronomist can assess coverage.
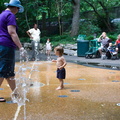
[107,43,114,52]
[107,43,117,57]
[115,34,120,53]
[98,32,111,56]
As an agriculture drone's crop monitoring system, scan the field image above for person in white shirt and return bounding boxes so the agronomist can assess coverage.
[26,24,41,60]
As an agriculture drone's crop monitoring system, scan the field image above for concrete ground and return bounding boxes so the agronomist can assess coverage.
[0,50,120,120]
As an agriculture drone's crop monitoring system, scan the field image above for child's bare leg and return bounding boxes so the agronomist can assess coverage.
[56,79,64,90]
[48,50,50,57]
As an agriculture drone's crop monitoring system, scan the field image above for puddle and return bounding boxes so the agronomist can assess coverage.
[6,101,15,104]
[70,90,80,92]
[112,80,120,82]
[71,61,120,70]
[58,95,68,98]
[78,78,86,80]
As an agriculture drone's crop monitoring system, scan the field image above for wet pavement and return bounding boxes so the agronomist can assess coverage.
[0,50,120,120]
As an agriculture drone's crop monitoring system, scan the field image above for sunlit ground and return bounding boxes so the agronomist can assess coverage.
[0,61,120,120]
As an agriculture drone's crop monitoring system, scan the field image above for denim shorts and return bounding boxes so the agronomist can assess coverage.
[0,45,15,78]
[57,68,66,79]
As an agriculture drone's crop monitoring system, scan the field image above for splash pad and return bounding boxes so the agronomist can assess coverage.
[0,48,120,120]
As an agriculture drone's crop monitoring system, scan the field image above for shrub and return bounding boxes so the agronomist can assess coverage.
[20,37,30,43]
[108,34,117,42]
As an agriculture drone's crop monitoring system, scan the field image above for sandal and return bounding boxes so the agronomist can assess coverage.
[0,97,6,102]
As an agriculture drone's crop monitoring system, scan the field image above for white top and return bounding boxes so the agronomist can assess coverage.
[46,42,52,50]
[28,28,41,41]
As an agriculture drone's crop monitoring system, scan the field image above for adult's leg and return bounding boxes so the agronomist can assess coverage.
[6,77,16,91]
[31,41,35,60]
[98,48,102,55]
[0,78,6,102]
[0,78,4,86]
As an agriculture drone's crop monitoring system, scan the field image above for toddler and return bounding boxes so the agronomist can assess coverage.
[46,38,52,60]
[52,46,67,90]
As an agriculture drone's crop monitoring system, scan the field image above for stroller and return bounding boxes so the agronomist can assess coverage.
[85,39,100,58]
[101,45,118,60]
[107,45,118,60]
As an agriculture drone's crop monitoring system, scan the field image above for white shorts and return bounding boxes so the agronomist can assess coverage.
[98,45,104,50]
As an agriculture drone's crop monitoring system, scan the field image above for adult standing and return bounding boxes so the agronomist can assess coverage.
[115,34,120,53]
[26,24,41,60]
[98,32,111,56]
[0,0,24,102]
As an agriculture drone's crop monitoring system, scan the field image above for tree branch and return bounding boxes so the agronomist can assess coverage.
[72,0,76,5]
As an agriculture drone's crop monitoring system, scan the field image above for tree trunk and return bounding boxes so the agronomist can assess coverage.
[42,12,46,30]
[47,1,51,27]
[25,10,30,30]
[56,0,63,35]
[71,0,80,36]
[98,1,112,32]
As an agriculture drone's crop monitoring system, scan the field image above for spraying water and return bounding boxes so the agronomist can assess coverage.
[11,47,40,120]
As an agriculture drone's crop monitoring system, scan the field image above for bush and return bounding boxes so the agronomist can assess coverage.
[86,35,94,40]
[20,37,30,43]
[108,34,117,42]
[41,34,77,45]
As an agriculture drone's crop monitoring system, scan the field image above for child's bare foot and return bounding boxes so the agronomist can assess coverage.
[56,86,64,90]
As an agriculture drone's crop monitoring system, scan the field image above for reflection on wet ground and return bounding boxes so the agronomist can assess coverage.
[0,61,120,120]
[72,61,120,70]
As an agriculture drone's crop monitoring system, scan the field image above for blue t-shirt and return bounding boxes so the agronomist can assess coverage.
[0,10,17,48]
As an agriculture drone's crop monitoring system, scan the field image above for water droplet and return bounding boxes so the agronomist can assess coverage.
[116,103,120,106]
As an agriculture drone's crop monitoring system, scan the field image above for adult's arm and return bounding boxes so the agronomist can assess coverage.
[26,30,31,37]
[98,35,102,42]
[26,30,33,39]
[8,25,22,49]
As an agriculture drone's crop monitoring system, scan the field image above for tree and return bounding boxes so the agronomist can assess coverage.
[71,0,80,36]
[55,0,72,35]
[82,0,120,32]
[0,0,9,13]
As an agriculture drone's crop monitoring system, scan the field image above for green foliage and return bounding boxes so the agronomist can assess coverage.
[86,35,94,40]
[0,0,120,40]
[20,37,31,43]
[81,0,120,32]
[40,34,76,47]
[115,23,120,34]
[79,20,101,36]
[108,34,117,42]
